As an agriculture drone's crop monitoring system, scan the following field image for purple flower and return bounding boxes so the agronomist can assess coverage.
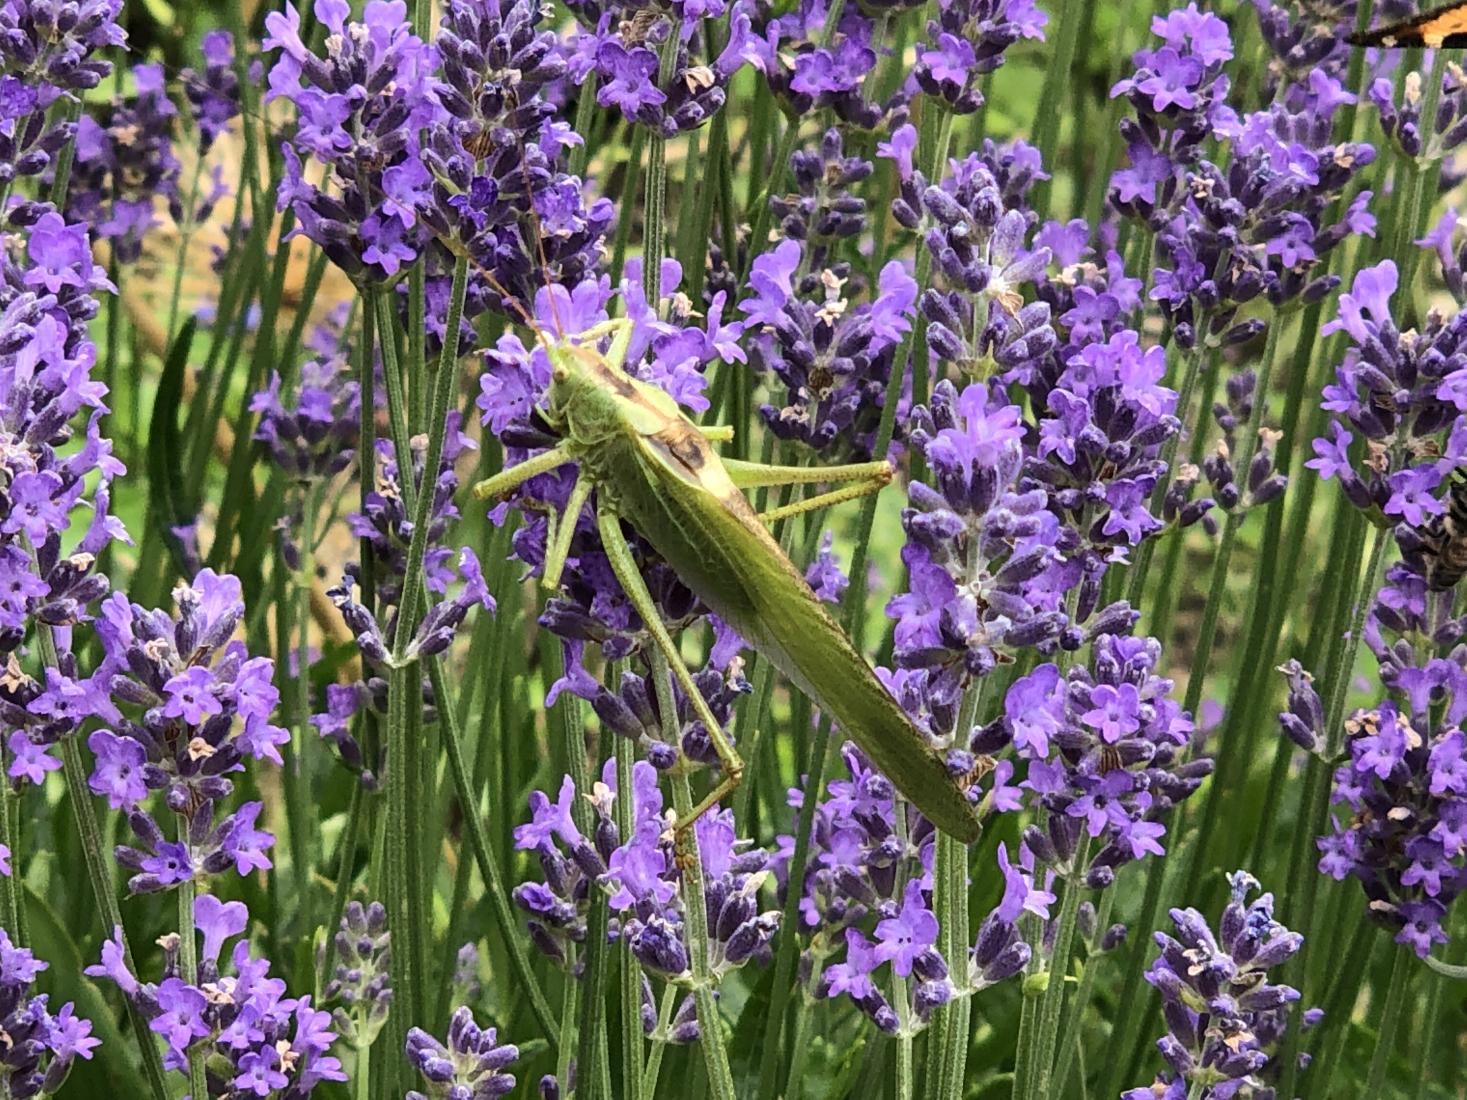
[6,730,59,785]
[406,1007,519,1100]
[0,926,99,1092]
[1128,871,1309,1098]
[93,570,284,890]
[873,880,941,977]
[90,900,345,1090]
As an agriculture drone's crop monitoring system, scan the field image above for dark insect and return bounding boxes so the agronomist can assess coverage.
[1417,472,1467,590]
[1348,2,1467,48]
[1097,744,1125,776]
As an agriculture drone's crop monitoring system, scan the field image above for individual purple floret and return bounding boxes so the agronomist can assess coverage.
[86,897,346,1090]
[1306,257,1467,532]
[322,900,392,1052]
[0,0,124,190]
[1124,871,1312,1099]
[405,1006,519,1100]
[87,569,287,891]
[66,63,183,263]
[913,0,1046,114]
[0,927,99,1097]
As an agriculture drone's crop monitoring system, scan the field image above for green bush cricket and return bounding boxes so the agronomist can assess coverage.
[468,292,983,843]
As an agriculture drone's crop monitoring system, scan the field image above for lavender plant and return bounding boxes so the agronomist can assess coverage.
[2,0,1464,1097]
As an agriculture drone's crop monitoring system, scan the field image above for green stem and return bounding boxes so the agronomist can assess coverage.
[1364,948,1412,1096]
[933,679,982,1095]
[1023,837,1093,1100]
[642,37,682,306]
[47,100,81,206]
[616,750,645,1100]
[1027,0,1081,214]
[318,776,367,996]
[1303,919,1375,1100]
[639,983,678,1097]
[426,656,560,1041]
[1052,889,1115,1093]
[755,718,833,1100]
[288,488,319,937]
[649,646,737,1100]
[164,155,207,348]
[177,862,209,1100]
[570,74,599,180]
[354,1043,371,1100]
[0,761,16,937]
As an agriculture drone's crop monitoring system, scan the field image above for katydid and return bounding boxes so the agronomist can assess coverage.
[471,313,983,843]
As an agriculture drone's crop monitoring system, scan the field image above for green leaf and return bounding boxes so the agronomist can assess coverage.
[146,318,198,581]
[23,887,151,1100]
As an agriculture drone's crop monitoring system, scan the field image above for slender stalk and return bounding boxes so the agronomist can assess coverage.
[288,487,320,937]
[555,945,580,1091]
[1027,0,1080,214]
[648,646,737,1100]
[0,756,17,936]
[1052,889,1116,1093]
[317,776,367,995]
[47,101,81,206]
[616,750,645,1100]
[642,37,683,305]
[164,155,208,347]
[354,1044,371,1100]
[433,653,558,1039]
[177,862,209,1100]
[639,983,678,1096]
[377,257,469,1088]
[755,718,833,1100]
[933,680,983,1095]
[1023,836,1093,1100]
[1303,919,1375,1100]
[1364,947,1412,1096]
